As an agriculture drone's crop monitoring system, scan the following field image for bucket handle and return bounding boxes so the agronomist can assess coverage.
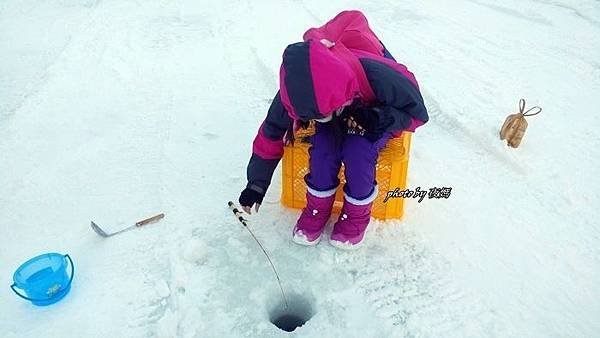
[10,254,75,303]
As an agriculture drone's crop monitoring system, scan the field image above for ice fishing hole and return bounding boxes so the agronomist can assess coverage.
[269,294,314,332]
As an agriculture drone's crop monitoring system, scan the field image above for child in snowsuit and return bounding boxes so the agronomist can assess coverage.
[239,11,428,249]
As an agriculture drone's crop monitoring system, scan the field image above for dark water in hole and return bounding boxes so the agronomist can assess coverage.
[272,314,307,332]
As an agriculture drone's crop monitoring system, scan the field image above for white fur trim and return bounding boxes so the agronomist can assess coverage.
[344,185,378,205]
[329,226,369,250]
[307,185,338,198]
[292,229,322,246]
[314,114,333,123]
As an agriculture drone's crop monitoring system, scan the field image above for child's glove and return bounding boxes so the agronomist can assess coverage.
[347,106,395,142]
[239,188,264,214]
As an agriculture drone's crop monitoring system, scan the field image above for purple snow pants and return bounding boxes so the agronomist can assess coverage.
[304,122,393,201]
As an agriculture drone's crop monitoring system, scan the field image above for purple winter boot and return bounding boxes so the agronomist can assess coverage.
[329,199,373,249]
[292,191,336,246]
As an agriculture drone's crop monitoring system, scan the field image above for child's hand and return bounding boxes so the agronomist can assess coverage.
[349,108,379,131]
[239,188,264,214]
[345,115,365,131]
[343,115,366,136]
[345,107,393,141]
[242,204,260,214]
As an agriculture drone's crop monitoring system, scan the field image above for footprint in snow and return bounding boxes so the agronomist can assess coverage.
[202,132,219,140]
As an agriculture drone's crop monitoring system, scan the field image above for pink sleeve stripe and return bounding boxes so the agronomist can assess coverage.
[391,118,426,138]
[405,117,425,132]
[252,123,285,159]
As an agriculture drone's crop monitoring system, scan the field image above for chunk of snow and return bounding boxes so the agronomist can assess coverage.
[155,280,171,299]
[181,238,208,264]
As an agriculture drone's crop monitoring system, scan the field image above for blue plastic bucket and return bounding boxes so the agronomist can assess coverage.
[11,253,74,306]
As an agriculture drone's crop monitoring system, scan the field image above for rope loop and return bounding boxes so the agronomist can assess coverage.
[519,98,542,117]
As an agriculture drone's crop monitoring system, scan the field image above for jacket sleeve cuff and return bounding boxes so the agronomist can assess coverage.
[246,183,266,195]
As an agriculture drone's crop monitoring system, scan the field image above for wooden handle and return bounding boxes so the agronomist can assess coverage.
[136,213,165,227]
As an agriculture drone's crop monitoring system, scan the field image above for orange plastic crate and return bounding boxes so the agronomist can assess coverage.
[281,125,412,220]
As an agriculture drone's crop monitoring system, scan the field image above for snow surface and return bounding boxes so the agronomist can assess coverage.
[1,0,600,337]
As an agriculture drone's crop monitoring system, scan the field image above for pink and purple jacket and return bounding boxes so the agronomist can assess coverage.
[245,21,428,196]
